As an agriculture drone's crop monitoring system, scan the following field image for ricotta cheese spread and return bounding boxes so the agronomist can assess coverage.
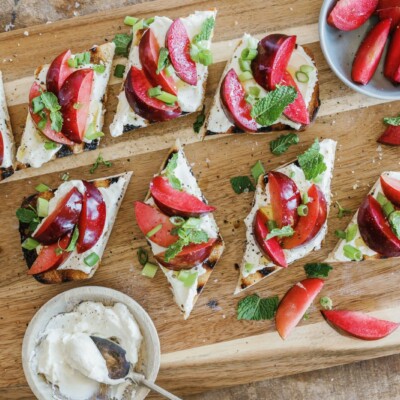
[240,139,336,281]
[207,33,318,134]
[31,301,142,400]
[17,43,115,168]
[110,10,217,137]
[0,71,15,169]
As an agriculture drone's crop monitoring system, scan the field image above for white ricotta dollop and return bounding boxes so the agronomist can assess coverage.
[32,301,142,400]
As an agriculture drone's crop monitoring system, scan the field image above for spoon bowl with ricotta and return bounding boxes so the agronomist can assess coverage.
[22,286,160,400]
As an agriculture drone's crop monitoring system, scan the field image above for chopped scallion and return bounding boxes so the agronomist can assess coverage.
[137,247,148,267]
[131,19,144,32]
[343,244,362,261]
[345,224,358,242]
[198,49,213,66]
[68,58,77,68]
[239,58,251,72]
[21,237,40,251]
[177,270,198,287]
[37,197,49,218]
[146,224,163,238]
[300,64,314,74]
[248,86,261,97]
[170,216,185,226]
[383,201,395,218]
[297,204,308,217]
[295,71,309,83]
[84,252,100,267]
[35,183,50,193]
[124,16,139,26]
[155,91,178,104]
[93,64,106,74]
[66,226,79,252]
[238,71,253,82]
[376,192,387,207]
[144,17,155,27]
[148,86,163,98]
[44,141,58,150]
[141,262,158,278]
[241,47,258,61]
[245,262,254,273]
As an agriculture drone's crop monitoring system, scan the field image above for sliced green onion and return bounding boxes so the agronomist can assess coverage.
[131,19,144,32]
[124,16,139,26]
[68,58,78,68]
[85,123,105,141]
[190,44,200,62]
[302,192,309,204]
[245,94,256,105]
[241,48,258,61]
[177,270,198,288]
[38,119,47,130]
[144,17,155,27]
[21,237,40,251]
[155,91,178,104]
[148,86,163,97]
[343,244,362,261]
[73,103,82,110]
[238,71,253,82]
[383,201,395,217]
[345,223,358,242]
[245,262,254,273]
[142,262,158,278]
[376,192,387,206]
[170,216,185,226]
[297,204,308,217]
[335,229,347,239]
[248,86,261,97]
[137,247,148,267]
[93,64,106,74]
[251,160,265,182]
[84,252,100,267]
[32,96,44,114]
[146,224,163,238]
[114,64,126,78]
[55,248,64,255]
[35,183,50,193]
[198,49,213,66]
[37,197,49,218]
[300,64,314,74]
[320,296,333,310]
[239,58,251,72]
[66,226,79,252]
[44,141,58,150]
[267,220,277,232]
[61,172,70,181]
[295,71,309,83]
[165,64,174,77]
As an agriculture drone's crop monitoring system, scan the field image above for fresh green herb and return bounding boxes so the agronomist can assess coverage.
[137,247,149,267]
[320,296,333,310]
[297,204,308,217]
[37,197,49,218]
[73,103,82,110]
[142,262,158,278]
[248,86,261,97]
[90,154,112,174]
[230,176,256,194]
[304,262,333,278]
[113,33,133,57]
[164,153,182,190]
[295,70,309,83]
[152,90,178,105]
[270,133,299,156]
[267,220,277,232]
[266,225,294,240]
[335,229,347,239]
[198,49,213,66]
[251,85,297,127]
[65,226,79,252]
[241,47,258,61]
[335,201,352,218]
[38,119,47,130]
[177,270,198,287]
[156,47,169,74]
[16,207,40,231]
[343,244,362,261]
[169,216,185,226]
[245,94,257,105]
[124,16,139,26]
[303,311,310,320]
[297,139,327,181]
[21,238,40,251]
[131,19,144,32]
[55,248,64,255]
[238,71,253,82]
[93,64,106,74]
[251,160,265,183]
[61,172,70,181]
[346,223,358,242]
[114,64,126,78]
[32,96,44,114]
[164,240,185,262]
[383,201,395,218]
[33,92,63,132]
[85,123,104,141]
[193,17,215,43]
[300,65,314,74]
[35,183,50,193]
[244,262,254,273]
[146,224,163,238]
[389,211,400,239]
[237,294,279,321]
[239,58,251,72]
[144,17,155,27]
[193,105,206,134]
[302,192,309,204]
[377,192,388,207]
[84,252,100,267]
[384,115,400,126]
[148,86,163,98]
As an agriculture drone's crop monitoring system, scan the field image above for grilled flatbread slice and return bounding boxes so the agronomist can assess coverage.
[16,43,115,169]
[235,139,336,294]
[19,172,131,284]
[205,33,320,136]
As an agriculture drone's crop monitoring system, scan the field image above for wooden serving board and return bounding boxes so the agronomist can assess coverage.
[0,0,399,398]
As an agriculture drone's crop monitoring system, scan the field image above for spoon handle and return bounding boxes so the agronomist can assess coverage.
[134,375,182,400]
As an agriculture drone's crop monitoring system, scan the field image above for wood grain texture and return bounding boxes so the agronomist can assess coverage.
[0,0,399,398]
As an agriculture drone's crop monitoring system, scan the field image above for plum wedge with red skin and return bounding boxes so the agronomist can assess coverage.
[77,181,106,253]
[269,171,301,228]
[322,310,400,340]
[33,187,83,245]
[0,132,3,165]
[253,209,287,268]
[378,125,400,145]
[27,232,72,275]
[150,176,216,217]
[381,175,400,206]
[155,239,216,270]
[282,184,327,249]
[384,25,400,82]
[377,0,400,8]
[351,19,391,85]
[58,68,94,144]
[46,49,74,95]
[280,71,310,125]
[134,201,178,247]
[139,28,178,95]
[166,19,197,86]
[377,7,400,30]
[327,0,378,31]
[251,34,296,90]
[276,278,324,339]
[124,66,181,122]
[358,194,400,257]
[220,69,257,132]
[29,83,74,146]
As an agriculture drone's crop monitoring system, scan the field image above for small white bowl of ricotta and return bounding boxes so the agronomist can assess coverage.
[22,286,160,400]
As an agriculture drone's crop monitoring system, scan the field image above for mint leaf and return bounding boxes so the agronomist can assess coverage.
[16,208,37,223]
[266,225,294,240]
[50,110,63,132]
[193,17,215,43]
[297,139,327,181]
[304,263,333,278]
[237,294,279,320]
[165,239,186,262]
[193,105,206,133]
[90,154,112,174]
[251,85,297,126]
[41,92,61,112]
[113,33,133,57]
[335,201,352,219]
[165,153,182,190]
[270,133,299,155]
[230,176,255,194]
[384,115,400,126]
[186,229,208,244]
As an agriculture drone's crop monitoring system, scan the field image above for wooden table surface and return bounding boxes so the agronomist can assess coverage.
[1,0,400,399]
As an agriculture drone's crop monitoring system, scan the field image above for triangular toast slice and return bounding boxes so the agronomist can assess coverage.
[235,139,336,294]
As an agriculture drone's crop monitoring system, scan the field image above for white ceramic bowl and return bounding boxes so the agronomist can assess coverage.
[22,286,160,400]
[319,0,400,100]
